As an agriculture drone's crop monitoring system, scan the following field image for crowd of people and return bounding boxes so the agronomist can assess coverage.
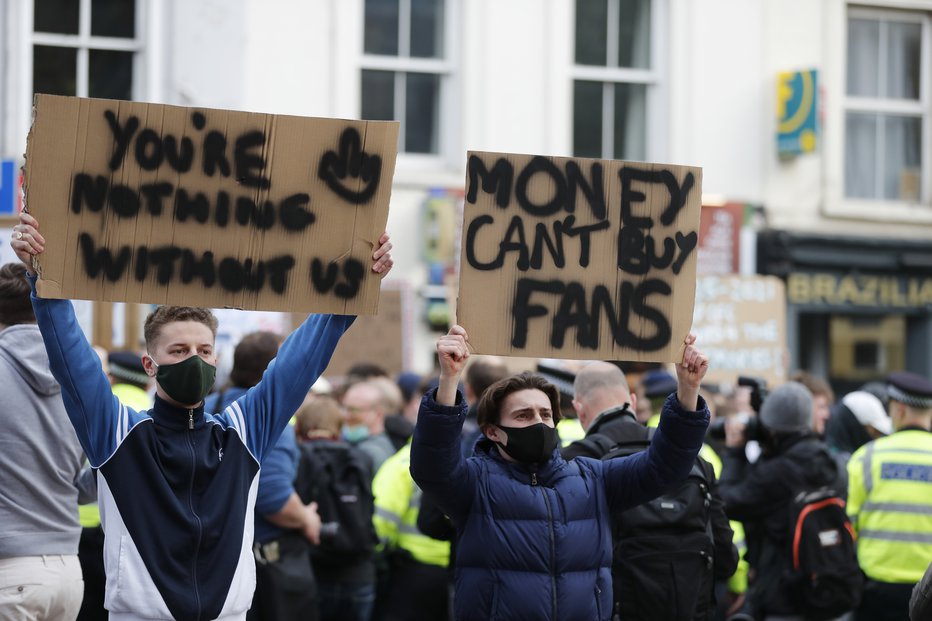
[2,210,931,621]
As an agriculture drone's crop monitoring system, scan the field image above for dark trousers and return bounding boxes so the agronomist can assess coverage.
[854,580,913,621]
[376,556,449,621]
[247,533,319,621]
[77,525,108,621]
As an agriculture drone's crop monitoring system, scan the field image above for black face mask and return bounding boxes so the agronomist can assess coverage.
[495,422,558,464]
[150,354,216,406]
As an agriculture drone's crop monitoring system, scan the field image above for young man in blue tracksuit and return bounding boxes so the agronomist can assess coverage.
[410,325,711,621]
[10,212,393,621]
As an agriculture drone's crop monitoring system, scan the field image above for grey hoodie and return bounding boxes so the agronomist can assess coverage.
[0,323,94,557]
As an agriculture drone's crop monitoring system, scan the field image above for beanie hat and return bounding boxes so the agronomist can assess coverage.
[759,381,813,433]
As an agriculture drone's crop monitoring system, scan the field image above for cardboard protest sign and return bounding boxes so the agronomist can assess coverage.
[457,151,702,362]
[692,275,787,387]
[23,95,398,313]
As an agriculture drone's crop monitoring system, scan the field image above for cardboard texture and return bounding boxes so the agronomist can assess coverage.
[322,288,406,378]
[692,275,787,387]
[23,95,399,313]
[457,151,702,362]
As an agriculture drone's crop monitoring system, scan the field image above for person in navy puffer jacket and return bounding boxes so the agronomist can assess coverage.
[410,325,711,621]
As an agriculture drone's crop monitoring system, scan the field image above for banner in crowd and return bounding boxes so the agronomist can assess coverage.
[457,151,703,362]
[24,95,399,313]
[692,274,787,387]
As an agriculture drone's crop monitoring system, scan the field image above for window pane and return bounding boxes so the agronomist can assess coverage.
[573,80,603,158]
[883,115,921,201]
[89,49,133,100]
[617,0,651,69]
[92,0,136,38]
[844,112,877,199]
[885,21,920,100]
[34,0,79,34]
[361,70,395,121]
[411,0,444,58]
[847,18,879,97]
[614,82,646,160]
[575,0,608,66]
[365,0,399,55]
[33,45,76,96]
[405,72,440,153]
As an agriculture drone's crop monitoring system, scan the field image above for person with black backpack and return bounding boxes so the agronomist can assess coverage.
[563,361,738,620]
[293,396,378,621]
[718,381,861,621]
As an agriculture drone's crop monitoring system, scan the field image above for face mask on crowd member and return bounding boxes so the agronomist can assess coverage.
[142,311,219,408]
[478,373,563,465]
[340,381,385,443]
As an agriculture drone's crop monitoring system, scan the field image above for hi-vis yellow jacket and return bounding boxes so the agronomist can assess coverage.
[372,441,450,567]
[847,429,932,583]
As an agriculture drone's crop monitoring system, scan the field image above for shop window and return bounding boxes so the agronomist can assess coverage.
[572,0,657,160]
[844,9,927,203]
[361,0,451,155]
[830,314,905,381]
[32,0,140,100]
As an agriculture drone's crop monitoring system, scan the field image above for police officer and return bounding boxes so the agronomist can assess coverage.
[847,371,932,621]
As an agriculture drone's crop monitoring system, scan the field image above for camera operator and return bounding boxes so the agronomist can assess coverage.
[718,382,845,620]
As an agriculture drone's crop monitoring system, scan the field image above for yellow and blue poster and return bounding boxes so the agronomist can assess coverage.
[777,70,818,156]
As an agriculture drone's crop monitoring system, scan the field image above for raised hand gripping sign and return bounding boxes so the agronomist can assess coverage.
[24,95,398,314]
[457,151,702,362]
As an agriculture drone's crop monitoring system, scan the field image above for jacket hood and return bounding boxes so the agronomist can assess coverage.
[0,323,61,396]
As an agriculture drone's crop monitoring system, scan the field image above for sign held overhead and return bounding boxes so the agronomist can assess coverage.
[24,94,399,313]
[457,151,702,362]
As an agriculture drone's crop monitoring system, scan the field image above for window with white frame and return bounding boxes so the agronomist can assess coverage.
[32,0,141,100]
[361,0,449,155]
[573,0,656,161]
[844,8,928,203]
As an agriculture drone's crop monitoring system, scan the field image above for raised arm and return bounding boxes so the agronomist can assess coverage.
[13,212,125,466]
[229,233,393,460]
[602,334,711,512]
[409,325,476,522]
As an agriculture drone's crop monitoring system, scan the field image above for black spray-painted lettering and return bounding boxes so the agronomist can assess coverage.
[71,175,315,233]
[234,131,271,188]
[619,167,696,228]
[310,257,364,299]
[511,277,672,351]
[617,227,698,275]
[102,110,270,185]
[465,214,611,271]
[467,156,606,220]
[79,233,131,281]
[81,233,297,294]
[318,128,381,204]
[466,155,513,208]
[514,156,567,217]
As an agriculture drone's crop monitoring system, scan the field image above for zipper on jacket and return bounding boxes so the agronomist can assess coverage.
[188,419,203,619]
[541,487,558,620]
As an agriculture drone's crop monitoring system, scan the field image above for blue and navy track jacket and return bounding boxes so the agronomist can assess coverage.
[30,276,353,621]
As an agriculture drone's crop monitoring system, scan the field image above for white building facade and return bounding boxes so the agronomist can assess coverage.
[1,0,931,383]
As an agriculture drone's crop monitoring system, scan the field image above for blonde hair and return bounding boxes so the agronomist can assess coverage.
[295,396,342,439]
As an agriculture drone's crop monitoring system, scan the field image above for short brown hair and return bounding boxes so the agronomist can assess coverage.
[0,263,34,326]
[143,306,219,351]
[230,331,283,388]
[295,396,342,438]
[477,372,563,427]
[790,370,835,404]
